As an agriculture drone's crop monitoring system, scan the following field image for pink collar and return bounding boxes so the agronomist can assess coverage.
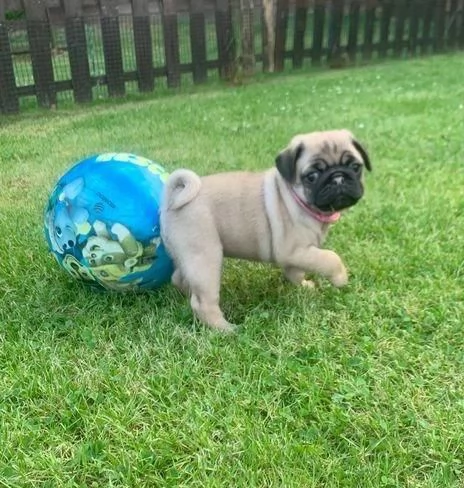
[289,187,341,224]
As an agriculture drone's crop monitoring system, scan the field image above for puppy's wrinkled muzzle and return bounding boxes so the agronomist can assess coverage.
[313,168,363,212]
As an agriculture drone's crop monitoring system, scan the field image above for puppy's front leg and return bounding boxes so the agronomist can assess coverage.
[284,247,348,288]
[283,266,315,288]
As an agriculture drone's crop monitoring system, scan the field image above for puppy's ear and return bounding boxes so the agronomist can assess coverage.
[352,138,372,172]
[275,143,304,183]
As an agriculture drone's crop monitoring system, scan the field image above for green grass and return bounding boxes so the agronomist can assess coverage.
[1,53,464,487]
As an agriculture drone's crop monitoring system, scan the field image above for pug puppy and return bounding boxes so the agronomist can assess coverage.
[160,129,371,332]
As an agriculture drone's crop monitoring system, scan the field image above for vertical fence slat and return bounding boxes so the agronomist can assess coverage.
[24,0,56,108]
[239,0,255,75]
[408,0,420,56]
[261,2,271,72]
[447,0,459,49]
[459,0,464,48]
[327,0,344,66]
[421,0,436,54]
[0,13,19,113]
[292,0,308,68]
[433,0,446,52]
[393,0,407,57]
[163,0,181,87]
[190,0,207,84]
[311,2,325,66]
[131,0,154,92]
[63,0,92,104]
[215,0,236,79]
[347,0,360,62]
[379,1,393,58]
[100,0,125,97]
[362,2,375,61]
[274,0,289,71]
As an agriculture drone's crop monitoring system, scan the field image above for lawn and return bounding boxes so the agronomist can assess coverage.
[1,53,464,487]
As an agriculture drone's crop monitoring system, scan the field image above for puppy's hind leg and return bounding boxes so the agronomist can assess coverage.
[171,268,189,295]
[183,249,235,333]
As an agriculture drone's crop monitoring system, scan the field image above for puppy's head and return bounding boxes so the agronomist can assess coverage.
[275,129,371,213]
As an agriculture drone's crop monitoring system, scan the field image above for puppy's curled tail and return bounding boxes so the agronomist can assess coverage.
[163,169,202,210]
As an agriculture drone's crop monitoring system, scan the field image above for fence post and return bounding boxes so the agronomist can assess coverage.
[346,0,360,62]
[0,5,19,114]
[292,0,307,69]
[311,1,325,66]
[24,0,56,109]
[63,0,92,104]
[421,0,436,54]
[362,0,376,61]
[99,0,125,97]
[215,0,236,79]
[190,0,207,84]
[261,0,273,72]
[447,0,459,49]
[239,0,255,75]
[378,0,393,59]
[162,0,181,87]
[433,0,446,52]
[459,0,464,48]
[408,0,420,56]
[274,0,289,71]
[393,0,407,58]
[131,0,154,92]
[327,0,344,67]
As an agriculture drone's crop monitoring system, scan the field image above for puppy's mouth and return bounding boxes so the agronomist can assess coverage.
[316,194,360,212]
[311,169,363,212]
[315,188,362,212]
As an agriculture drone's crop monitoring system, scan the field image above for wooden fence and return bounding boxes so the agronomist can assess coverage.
[1,0,463,114]
[3,0,225,20]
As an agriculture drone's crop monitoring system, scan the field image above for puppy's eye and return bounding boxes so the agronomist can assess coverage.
[304,171,319,183]
[349,161,362,173]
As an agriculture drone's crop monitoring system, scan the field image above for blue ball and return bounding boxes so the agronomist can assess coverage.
[44,153,174,292]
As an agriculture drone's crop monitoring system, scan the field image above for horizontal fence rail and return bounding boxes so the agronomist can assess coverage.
[0,0,463,113]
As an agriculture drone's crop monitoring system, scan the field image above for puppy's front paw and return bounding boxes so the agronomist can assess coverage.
[331,265,348,288]
[301,279,315,289]
[283,266,314,288]
[209,319,237,334]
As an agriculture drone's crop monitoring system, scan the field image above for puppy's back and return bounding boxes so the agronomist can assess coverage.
[199,172,273,261]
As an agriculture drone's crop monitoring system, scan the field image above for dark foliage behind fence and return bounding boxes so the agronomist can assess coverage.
[1,0,463,114]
